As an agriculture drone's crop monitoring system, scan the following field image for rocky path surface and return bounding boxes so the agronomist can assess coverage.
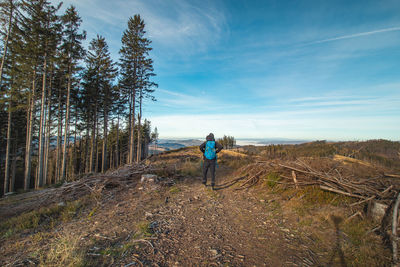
[140,167,320,266]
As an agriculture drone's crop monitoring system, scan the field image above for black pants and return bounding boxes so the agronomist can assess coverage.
[203,159,216,185]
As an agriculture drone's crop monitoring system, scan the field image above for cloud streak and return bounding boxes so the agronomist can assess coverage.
[309,26,400,45]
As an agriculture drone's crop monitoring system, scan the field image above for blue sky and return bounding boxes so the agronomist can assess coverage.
[54,0,400,140]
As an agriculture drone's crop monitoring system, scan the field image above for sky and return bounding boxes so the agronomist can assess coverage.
[53,0,400,141]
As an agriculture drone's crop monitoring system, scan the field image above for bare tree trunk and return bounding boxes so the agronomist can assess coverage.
[102,110,108,173]
[24,69,37,190]
[136,112,141,162]
[89,108,96,173]
[4,101,12,194]
[84,127,89,173]
[37,52,47,188]
[110,144,113,169]
[78,132,83,174]
[127,93,131,164]
[1,2,14,193]
[10,140,17,192]
[0,0,13,87]
[116,114,120,167]
[55,83,62,183]
[61,64,72,181]
[44,71,52,185]
[95,116,99,172]
[129,91,136,163]
[72,109,78,178]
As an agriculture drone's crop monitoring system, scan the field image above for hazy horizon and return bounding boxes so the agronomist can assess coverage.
[157,136,400,142]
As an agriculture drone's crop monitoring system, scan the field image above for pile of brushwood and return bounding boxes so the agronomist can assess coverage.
[0,163,151,220]
[234,155,400,264]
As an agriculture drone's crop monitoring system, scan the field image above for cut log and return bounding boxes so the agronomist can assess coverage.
[292,171,298,189]
[319,185,365,199]
[368,201,388,222]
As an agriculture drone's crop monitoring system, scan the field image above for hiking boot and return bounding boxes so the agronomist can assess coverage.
[211,184,215,190]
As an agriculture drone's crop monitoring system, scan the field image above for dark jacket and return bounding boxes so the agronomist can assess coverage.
[199,134,223,160]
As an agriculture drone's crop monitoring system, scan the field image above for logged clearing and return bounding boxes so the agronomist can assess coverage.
[0,145,397,266]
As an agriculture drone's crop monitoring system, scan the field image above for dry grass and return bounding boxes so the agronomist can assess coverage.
[178,160,201,176]
[40,233,85,267]
[0,199,86,239]
[333,154,374,167]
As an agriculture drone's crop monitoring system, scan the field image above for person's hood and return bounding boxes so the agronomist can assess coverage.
[206,133,215,141]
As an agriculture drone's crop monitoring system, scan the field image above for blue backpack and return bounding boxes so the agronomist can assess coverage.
[204,141,216,160]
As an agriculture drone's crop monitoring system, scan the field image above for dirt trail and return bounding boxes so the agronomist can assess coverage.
[137,166,320,266]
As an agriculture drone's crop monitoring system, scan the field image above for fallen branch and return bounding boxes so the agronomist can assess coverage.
[278,163,313,175]
[350,196,375,207]
[385,173,400,179]
[381,185,394,196]
[320,185,366,199]
[345,211,363,222]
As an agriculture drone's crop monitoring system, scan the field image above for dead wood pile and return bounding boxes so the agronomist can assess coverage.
[0,163,152,220]
[236,157,400,204]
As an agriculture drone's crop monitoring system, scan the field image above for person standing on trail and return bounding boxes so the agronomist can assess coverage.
[199,133,223,189]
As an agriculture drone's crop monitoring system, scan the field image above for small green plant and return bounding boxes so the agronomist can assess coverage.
[87,206,97,219]
[169,185,181,194]
[137,221,153,237]
[264,172,280,188]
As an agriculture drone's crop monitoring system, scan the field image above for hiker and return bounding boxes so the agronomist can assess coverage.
[199,133,223,189]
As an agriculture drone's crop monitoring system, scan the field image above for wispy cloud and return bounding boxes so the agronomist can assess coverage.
[154,88,241,112]
[309,26,400,45]
[287,94,400,108]
[55,0,228,57]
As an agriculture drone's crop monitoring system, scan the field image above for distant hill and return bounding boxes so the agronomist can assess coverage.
[155,138,307,150]
[155,139,203,151]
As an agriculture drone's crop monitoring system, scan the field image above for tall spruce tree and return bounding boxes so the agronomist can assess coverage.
[36,1,61,188]
[0,0,17,87]
[136,55,156,161]
[19,0,53,190]
[119,14,156,163]
[82,35,117,173]
[59,5,85,181]
[0,0,18,194]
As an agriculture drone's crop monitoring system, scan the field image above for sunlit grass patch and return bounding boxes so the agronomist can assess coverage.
[40,233,85,267]
[178,160,201,176]
[0,199,87,238]
[136,221,153,237]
